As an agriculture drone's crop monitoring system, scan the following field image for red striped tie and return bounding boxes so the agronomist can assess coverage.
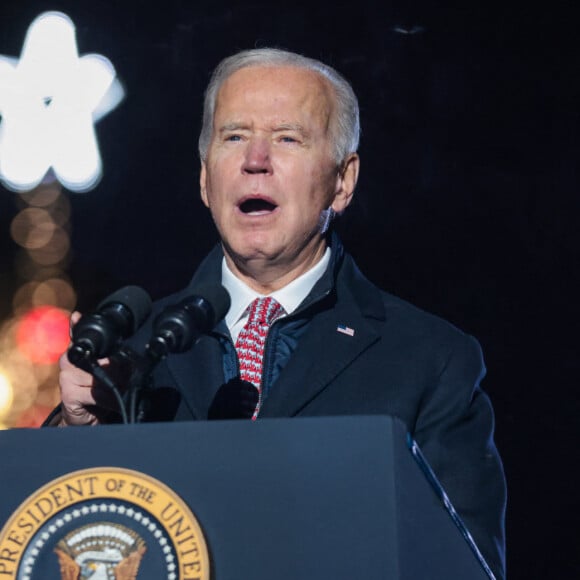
[235,297,283,419]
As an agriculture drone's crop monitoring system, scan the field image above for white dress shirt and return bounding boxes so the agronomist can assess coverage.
[222,248,331,344]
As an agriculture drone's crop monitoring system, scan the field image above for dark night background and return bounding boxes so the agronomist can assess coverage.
[0,1,578,577]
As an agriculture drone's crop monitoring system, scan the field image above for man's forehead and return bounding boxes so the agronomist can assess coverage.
[214,65,334,117]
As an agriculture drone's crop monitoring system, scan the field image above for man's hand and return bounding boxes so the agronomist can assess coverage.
[58,312,116,426]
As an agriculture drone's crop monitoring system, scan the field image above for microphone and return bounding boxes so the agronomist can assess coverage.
[146,284,231,359]
[68,285,152,367]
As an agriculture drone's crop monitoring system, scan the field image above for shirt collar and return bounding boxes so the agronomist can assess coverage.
[222,247,332,328]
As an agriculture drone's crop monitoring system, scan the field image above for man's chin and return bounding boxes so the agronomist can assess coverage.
[224,233,283,261]
[229,248,282,266]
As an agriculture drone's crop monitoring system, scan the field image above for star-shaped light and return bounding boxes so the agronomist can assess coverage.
[0,11,124,192]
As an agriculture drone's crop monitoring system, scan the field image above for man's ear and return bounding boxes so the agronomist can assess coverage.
[200,161,209,208]
[331,153,360,214]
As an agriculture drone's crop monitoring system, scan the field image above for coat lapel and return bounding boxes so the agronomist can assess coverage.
[166,332,226,420]
[259,290,382,417]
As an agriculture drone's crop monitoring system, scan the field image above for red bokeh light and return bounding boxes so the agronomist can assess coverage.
[15,404,54,428]
[15,306,70,364]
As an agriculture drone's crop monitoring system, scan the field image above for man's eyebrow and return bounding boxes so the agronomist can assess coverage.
[273,123,307,133]
[218,122,309,134]
[219,122,249,132]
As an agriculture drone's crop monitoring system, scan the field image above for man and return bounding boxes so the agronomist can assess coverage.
[54,48,506,577]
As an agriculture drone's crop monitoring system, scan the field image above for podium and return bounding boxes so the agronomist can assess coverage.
[0,416,493,579]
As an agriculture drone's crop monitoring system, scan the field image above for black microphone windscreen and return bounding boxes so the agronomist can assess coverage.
[187,283,231,328]
[146,284,230,359]
[97,285,152,332]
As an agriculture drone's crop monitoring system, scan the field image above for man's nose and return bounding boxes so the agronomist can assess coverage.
[242,138,273,174]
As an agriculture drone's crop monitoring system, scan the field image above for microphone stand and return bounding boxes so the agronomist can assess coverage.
[119,329,188,423]
[71,345,165,425]
[114,345,165,424]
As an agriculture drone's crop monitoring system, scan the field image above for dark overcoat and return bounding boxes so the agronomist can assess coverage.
[127,236,506,578]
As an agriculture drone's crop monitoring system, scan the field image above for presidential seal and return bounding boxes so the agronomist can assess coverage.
[0,467,210,579]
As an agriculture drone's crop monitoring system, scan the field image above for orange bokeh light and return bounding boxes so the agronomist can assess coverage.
[15,306,70,365]
[15,404,54,428]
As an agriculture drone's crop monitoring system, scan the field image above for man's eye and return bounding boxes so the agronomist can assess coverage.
[225,134,242,142]
[280,136,298,143]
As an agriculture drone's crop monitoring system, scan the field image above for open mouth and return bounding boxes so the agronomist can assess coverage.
[238,198,278,215]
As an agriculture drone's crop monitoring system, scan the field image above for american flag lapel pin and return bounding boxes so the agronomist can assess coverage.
[336,324,355,337]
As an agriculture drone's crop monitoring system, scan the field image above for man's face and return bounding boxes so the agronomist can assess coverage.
[200,65,358,286]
